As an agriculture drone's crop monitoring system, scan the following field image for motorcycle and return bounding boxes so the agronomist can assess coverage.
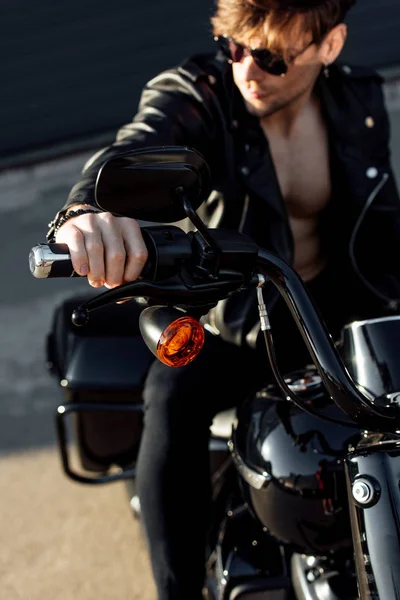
[29,145,400,600]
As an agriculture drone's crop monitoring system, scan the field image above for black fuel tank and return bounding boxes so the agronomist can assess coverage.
[337,315,400,397]
[234,368,361,556]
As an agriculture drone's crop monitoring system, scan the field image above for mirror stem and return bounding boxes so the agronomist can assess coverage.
[176,187,221,258]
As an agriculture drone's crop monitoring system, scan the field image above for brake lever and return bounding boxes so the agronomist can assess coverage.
[71,271,247,326]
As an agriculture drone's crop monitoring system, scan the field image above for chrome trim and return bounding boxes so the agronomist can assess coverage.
[257,274,271,331]
[29,244,72,278]
[343,315,400,329]
[228,439,271,490]
[291,553,342,600]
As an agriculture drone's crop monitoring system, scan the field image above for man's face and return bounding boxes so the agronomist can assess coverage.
[231,31,324,119]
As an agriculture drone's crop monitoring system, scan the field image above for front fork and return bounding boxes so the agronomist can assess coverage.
[345,442,400,599]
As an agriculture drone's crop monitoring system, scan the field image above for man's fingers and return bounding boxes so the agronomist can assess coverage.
[55,225,89,276]
[84,232,106,287]
[120,218,149,282]
[100,222,127,287]
[54,212,147,288]
[56,213,106,285]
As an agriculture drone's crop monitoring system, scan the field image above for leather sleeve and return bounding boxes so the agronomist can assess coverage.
[62,60,225,212]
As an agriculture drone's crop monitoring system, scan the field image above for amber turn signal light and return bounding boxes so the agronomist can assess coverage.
[139,306,205,367]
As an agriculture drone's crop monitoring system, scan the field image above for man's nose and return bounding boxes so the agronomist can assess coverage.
[240,55,264,81]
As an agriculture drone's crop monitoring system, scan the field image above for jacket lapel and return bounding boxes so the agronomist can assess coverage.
[316,66,393,207]
[227,76,288,222]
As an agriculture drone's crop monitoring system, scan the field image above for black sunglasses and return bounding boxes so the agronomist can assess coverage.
[215,35,314,77]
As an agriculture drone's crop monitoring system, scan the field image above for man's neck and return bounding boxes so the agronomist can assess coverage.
[260,85,318,139]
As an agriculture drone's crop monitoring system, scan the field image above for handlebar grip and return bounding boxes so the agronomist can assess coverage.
[29,226,187,280]
[29,242,154,279]
[29,243,79,278]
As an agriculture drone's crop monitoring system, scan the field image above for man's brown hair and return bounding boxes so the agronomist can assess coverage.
[211,0,356,61]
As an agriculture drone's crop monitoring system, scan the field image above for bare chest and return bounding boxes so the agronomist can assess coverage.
[261,117,332,218]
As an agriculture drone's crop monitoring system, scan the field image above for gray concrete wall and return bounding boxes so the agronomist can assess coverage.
[2,0,215,166]
[3,0,400,169]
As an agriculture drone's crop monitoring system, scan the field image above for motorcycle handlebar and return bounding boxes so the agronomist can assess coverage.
[255,248,400,431]
[29,225,187,280]
[29,242,155,280]
[29,243,78,278]
[29,225,257,284]
[29,226,400,434]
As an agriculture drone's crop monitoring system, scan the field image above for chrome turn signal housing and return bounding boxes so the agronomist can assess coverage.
[139,305,205,367]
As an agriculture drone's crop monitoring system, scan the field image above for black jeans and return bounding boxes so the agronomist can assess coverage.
[135,262,382,600]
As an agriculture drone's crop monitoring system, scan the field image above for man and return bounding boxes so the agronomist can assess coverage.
[47,0,400,598]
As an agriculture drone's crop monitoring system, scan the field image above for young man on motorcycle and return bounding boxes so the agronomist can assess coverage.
[47,0,400,597]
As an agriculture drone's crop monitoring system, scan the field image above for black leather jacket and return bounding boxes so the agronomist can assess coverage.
[51,52,400,347]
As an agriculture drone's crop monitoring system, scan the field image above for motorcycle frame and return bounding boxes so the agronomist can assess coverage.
[56,402,142,484]
[52,224,400,600]
[255,248,400,600]
[345,439,400,600]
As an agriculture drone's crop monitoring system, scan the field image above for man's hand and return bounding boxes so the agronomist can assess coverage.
[55,206,148,289]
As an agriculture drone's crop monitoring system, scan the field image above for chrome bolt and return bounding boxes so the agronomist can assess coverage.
[306,568,321,582]
[366,167,378,179]
[352,478,374,505]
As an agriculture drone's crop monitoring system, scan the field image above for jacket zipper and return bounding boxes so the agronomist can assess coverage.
[348,172,397,306]
[238,194,250,233]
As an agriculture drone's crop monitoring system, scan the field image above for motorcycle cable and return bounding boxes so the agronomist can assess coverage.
[256,279,362,429]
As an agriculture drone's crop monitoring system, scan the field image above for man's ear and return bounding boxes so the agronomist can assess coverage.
[319,23,347,65]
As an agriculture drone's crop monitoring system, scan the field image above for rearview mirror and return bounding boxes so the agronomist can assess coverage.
[94,146,211,223]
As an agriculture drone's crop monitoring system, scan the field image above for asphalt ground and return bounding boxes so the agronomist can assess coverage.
[1,449,156,600]
[0,152,156,599]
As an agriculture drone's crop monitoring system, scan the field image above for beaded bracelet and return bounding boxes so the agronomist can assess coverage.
[49,208,101,240]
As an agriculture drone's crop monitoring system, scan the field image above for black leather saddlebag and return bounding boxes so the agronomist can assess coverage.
[46,293,154,473]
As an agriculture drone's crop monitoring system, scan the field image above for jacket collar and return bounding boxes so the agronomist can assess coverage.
[221,60,389,219]
[222,63,287,221]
